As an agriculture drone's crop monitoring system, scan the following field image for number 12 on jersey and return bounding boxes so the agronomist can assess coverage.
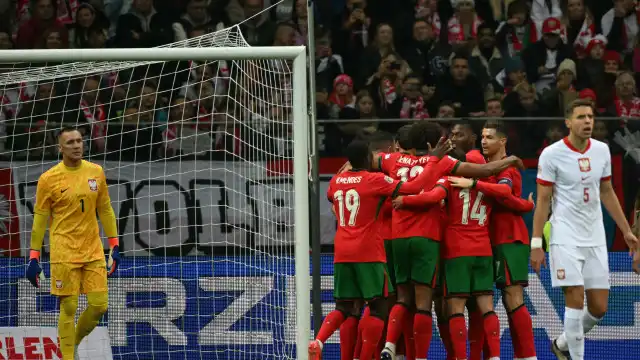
[334,189,360,226]
[459,189,487,225]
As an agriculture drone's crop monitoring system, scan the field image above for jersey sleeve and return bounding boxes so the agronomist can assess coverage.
[496,168,515,190]
[34,174,52,216]
[326,180,334,202]
[370,173,402,197]
[96,167,112,209]
[601,147,612,181]
[438,155,462,175]
[402,178,448,208]
[536,147,556,186]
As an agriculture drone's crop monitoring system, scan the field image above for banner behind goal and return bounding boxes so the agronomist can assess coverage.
[0,26,310,360]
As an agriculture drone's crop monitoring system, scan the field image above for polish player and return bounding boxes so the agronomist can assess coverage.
[481,122,537,360]
[309,138,453,360]
[25,127,121,360]
[376,121,525,360]
[532,99,640,360]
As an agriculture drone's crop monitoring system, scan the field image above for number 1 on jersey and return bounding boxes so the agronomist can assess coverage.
[459,189,487,225]
[334,189,360,226]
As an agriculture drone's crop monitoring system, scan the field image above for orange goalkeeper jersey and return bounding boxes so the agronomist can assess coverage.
[34,160,112,264]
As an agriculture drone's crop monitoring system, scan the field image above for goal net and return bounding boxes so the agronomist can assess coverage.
[0,25,309,360]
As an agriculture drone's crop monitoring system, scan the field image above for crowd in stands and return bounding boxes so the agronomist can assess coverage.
[0,0,638,160]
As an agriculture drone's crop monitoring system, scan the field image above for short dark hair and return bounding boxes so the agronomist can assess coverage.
[396,125,413,150]
[453,119,474,132]
[565,98,594,118]
[369,131,395,152]
[450,52,469,64]
[409,121,443,151]
[483,120,508,138]
[57,126,81,139]
[346,139,372,169]
[477,23,493,35]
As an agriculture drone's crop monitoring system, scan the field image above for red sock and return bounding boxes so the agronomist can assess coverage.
[449,315,467,360]
[483,312,501,359]
[354,308,370,359]
[396,336,405,355]
[510,305,537,358]
[506,307,520,356]
[438,322,455,360]
[403,312,415,360]
[316,310,345,344]
[413,311,433,359]
[360,316,385,360]
[340,316,359,360]
[469,310,485,360]
[385,303,409,345]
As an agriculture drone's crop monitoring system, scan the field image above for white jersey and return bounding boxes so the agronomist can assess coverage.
[537,138,611,247]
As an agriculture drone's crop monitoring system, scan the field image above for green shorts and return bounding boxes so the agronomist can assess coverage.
[443,256,494,297]
[392,237,440,287]
[494,242,530,289]
[334,262,389,300]
[384,240,396,292]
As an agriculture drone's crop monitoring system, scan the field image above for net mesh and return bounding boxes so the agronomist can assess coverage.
[0,24,301,359]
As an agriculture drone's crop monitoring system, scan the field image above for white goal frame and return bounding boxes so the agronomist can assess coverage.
[0,46,311,360]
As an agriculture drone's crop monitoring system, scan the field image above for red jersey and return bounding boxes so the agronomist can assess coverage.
[442,179,493,259]
[465,149,485,164]
[379,153,460,241]
[380,199,393,240]
[490,167,530,246]
[327,170,402,263]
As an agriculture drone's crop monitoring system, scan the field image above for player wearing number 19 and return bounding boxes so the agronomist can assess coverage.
[25,127,120,360]
[308,139,452,360]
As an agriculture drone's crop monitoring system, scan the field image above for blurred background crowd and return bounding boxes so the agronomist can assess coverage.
[0,0,639,161]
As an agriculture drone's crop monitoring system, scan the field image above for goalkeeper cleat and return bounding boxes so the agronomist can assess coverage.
[308,340,322,360]
[380,347,396,360]
[551,338,571,360]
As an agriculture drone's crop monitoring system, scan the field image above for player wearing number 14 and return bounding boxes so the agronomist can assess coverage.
[25,127,120,360]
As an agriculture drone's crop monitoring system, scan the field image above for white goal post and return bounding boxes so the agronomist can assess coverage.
[0,46,310,360]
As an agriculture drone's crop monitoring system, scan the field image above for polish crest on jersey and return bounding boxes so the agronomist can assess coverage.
[88,179,98,191]
[578,158,591,172]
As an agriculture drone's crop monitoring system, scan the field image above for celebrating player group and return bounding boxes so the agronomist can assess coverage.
[311,99,640,360]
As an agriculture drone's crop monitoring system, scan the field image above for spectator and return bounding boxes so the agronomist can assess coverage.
[577,35,607,89]
[602,0,639,53]
[0,27,14,49]
[531,0,562,30]
[522,17,571,94]
[495,55,527,95]
[116,105,162,161]
[446,0,482,47]
[273,22,296,46]
[38,27,68,49]
[468,23,504,96]
[70,3,108,48]
[163,97,213,157]
[431,52,485,117]
[561,0,595,57]
[16,0,67,49]
[611,71,640,118]
[400,19,434,81]
[86,25,109,48]
[540,59,579,117]
[604,50,622,74]
[504,82,543,118]
[291,0,308,45]
[328,75,356,119]
[79,77,108,153]
[485,97,504,118]
[359,23,397,88]
[337,90,378,144]
[592,120,610,144]
[315,28,344,95]
[399,74,429,120]
[331,0,372,79]
[495,0,535,58]
[237,0,276,46]
[364,52,405,128]
[114,0,174,48]
[537,121,566,154]
[436,101,457,118]
[172,0,217,42]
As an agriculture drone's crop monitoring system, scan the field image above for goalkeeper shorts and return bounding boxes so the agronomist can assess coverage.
[50,259,108,296]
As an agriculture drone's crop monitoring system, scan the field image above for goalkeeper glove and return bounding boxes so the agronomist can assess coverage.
[26,250,44,288]
[107,238,120,276]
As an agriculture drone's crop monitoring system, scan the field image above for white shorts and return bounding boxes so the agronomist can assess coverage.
[549,244,610,289]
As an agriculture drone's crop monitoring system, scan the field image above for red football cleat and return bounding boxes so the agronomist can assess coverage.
[308,340,322,360]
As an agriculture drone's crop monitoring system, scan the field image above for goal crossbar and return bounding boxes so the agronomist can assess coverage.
[0,45,311,360]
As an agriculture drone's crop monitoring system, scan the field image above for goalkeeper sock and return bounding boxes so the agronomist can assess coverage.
[384,303,409,352]
[339,315,358,360]
[468,310,485,360]
[75,291,109,345]
[316,310,345,345]
[509,305,536,358]
[58,295,79,360]
[360,315,385,360]
[448,314,467,360]
[482,311,500,359]
[413,311,433,360]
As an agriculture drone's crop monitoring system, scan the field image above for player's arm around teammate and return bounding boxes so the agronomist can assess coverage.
[25,128,120,360]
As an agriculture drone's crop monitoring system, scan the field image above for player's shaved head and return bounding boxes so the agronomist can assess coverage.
[368,131,394,152]
[408,121,442,152]
[346,139,372,169]
[396,125,413,150]
[58,126,81,141]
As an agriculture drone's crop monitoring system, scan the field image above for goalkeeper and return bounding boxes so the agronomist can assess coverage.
[26,127,121,360]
